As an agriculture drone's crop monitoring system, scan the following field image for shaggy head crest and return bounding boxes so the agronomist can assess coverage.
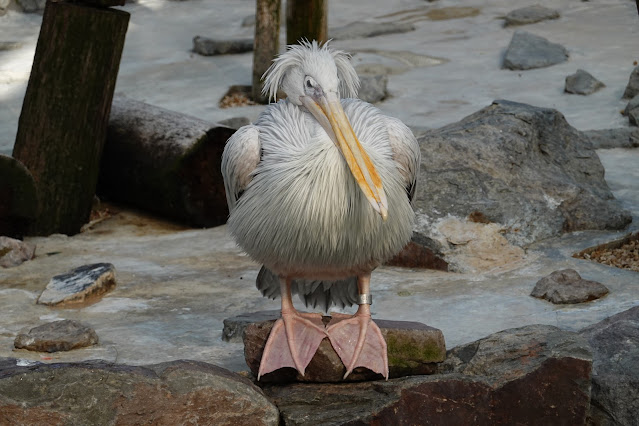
[261,39,360,103]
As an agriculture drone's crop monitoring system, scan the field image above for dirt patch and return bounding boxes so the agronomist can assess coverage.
[574,232,639,272]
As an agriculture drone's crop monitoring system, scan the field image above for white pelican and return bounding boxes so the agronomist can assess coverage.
[222,40,420,380]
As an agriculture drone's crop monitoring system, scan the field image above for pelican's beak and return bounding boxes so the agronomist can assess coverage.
[301,91,388,221]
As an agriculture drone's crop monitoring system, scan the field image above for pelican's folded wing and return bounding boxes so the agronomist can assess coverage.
[385,117,421,204]
[221,125,261,212]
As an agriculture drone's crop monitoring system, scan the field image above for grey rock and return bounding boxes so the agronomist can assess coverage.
[264,325,592,425]
[623,94,639,116]
[622,65,639,99]
[0,236,35,268]
[629,108,639,126]
[583,127,639,149]
[15,0,45,13]
[0,0,9,14]
[223,309,279,342]
[241,14,255,27]
[565,69,605,95]
[14,320,98,352]
[37,263,116,306]
[504,5,560,27]
[530,269,609,304]
[218,116,251,130]
[414,100,632,247]
[502,30,569,70]
[243,313,446,383]
[192,36,253,56]
[0,359,279,425]
[330,21,415,40]
[581,306,639,426]
[357,74,388,104]
[0,41,22,51]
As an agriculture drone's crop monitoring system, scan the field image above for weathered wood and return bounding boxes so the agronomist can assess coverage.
[98,97,236,227]
[12,1,129,236]
[286,0,327,45]
[0,155,37,239]
[252,0,281,103]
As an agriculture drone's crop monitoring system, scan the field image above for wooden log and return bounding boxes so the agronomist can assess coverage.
[97,97,236,227]
[252,0,281,104]
[12,1,129,236]
[0,155,38,239]
[286,0,328,45]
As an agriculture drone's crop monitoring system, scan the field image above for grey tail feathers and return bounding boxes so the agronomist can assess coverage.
[257,266,358,312]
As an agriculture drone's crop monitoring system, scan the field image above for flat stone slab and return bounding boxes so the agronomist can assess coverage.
[37,263,116,306]
[192,36,253,56]
[263,325,592,425]
[565,69,605,95]
[504,5,560,27]
[14,319,98,352]
[531,269,609,304]
[330,21,415,40]
[243,313,446,383]
[502,30,569,70]
[0,359,279,425]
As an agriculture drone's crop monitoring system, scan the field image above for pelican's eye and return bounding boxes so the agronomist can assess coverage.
[304,76,318,95]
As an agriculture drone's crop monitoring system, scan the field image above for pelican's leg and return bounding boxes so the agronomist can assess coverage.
[258,276,327,380]
[327,273,389,379]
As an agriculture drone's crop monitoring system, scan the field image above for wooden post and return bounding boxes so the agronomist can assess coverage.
[286,0,328,45]
[0,155,38,239]
[12,0,129,236]
[252,0,280,104]
[98,97,236,227]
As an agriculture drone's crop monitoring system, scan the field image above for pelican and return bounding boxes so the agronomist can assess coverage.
[222,40,420,380]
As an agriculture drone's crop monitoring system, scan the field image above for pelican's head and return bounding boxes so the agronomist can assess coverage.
[262,40,388,220]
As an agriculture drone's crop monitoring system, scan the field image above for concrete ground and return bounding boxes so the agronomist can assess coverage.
[0,0,638,372]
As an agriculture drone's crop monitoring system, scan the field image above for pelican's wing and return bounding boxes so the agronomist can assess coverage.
[221,125,261,212]
[386,117,421,204]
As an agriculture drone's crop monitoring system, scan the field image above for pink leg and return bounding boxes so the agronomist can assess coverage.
[327,273,389,379]
[257,276,327,380]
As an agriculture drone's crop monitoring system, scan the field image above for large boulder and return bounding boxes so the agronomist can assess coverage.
[0,359,279,425]
[581,306,639,425]
[414,100,632,247]
[263,325,592,425]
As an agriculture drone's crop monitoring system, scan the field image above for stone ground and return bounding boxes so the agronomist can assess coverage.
[0,0,638,374]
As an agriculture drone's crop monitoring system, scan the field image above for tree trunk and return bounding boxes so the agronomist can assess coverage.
[252,0,281,104]
[12,1,129,236]
[98,97,236,228]
[286,0,327,45]
[0,155,38,239]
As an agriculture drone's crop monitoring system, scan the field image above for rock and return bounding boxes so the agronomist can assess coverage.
[218,116,251,130]
[243,314,446,383]
[0,154,38,239]
[580,306,639,426]
[0,359,279,425]
[414,100,632,248]
[15,0,45,13]
[502,30,569,70]
[425,6,480,20]
[565,69,605,95]
[385,232,449,271]
[192,36,253,56]
[629,108,639,126]
[37,263,116,306]
[0,41,23,51]
[0,0,9,16]
[263,325,592,425]
[530,269,609,304]
[357,74,388,104]
[241,14,255,27]
[0,236,35,268]
[14,320,98,352]
[330,21,415,40]
[504,5,560,27]
[622,65,639,99]
[223,310,280,342]
[583,127,639,149]
[622,94,639,116]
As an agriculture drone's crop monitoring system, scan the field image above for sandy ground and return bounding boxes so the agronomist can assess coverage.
[0,0,638,371]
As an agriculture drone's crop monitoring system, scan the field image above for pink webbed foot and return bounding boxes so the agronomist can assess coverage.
[258,311,327,380]
[327,312,389,379]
